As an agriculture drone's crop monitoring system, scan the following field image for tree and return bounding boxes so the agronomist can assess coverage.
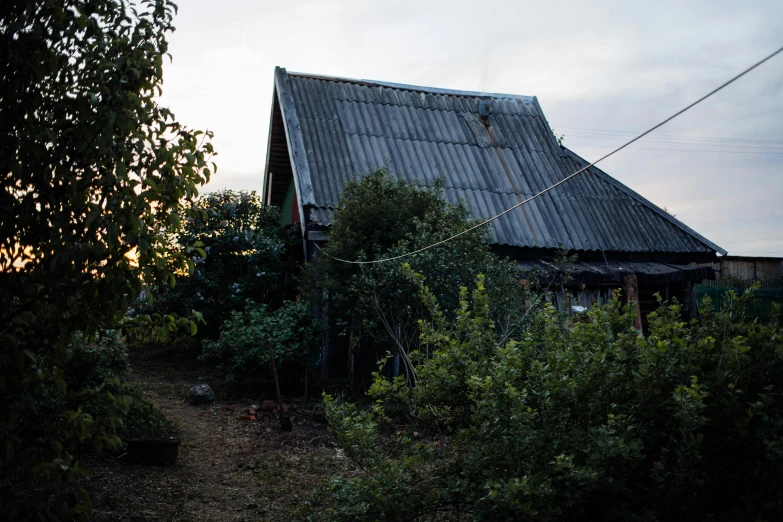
[131,188,319,394]
[0,1,213,517]
[201,300,320,386]
[136,190,316,390]
[312,168,527,386]
[324,278,783,521]
[139,189,301,341]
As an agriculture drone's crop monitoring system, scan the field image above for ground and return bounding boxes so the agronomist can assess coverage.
[85,351,346,522]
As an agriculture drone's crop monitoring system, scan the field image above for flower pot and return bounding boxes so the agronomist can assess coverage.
[126,438,180,465]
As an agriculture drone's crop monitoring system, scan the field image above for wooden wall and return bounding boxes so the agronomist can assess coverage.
[702,257,782,282]
[555,282,689,319]
[264,96,295,207]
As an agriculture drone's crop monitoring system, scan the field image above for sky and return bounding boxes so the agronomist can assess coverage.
[158,0,783,257]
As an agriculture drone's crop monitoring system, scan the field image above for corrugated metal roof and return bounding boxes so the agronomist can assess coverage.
[273,68,725,255]
[517,260,716,286]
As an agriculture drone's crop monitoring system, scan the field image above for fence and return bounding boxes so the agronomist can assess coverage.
[696,279,782,321]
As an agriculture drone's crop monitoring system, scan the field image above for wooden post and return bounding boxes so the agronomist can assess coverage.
[348,321,354,389]
[321,291,330,381]
[690,282,699,318]
[303,366,308,404]
[321,332,329,381]
[520,279,531,310]
[268,340,292,431]
[624,274,642,331]
[303,343,308,404]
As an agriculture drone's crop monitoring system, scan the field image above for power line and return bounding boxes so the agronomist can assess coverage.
[155,99,223,111]
[715,229,783,240]
[163,82,235,94]
[318,44,783,265]
[564,132,783,148]
[566,142,783,155]
[555,126,783,145]
[562,132,783,151]
[159,92,224,102]
[722,235,783,244]
[163,104,216,111]
[727,252,783,255]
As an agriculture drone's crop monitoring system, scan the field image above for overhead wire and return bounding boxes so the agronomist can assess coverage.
[554,126,783,145]
[563,143,783,154]
[560,133,783,151]
[721,235,783,244]
[159,92,224,102]
[316,43,783,265]
[727,252,783,255]
[716,229,783,240]
[163,82,236,94]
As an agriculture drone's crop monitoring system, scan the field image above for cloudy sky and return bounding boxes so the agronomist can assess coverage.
[158,0,783,257]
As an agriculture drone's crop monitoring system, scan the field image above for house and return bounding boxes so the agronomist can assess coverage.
[262,67,724,324]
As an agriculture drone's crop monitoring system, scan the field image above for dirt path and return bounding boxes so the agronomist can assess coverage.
[86,359,341,521]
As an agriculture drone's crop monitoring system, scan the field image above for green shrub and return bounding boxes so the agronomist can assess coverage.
[201,300,319,386]
[139,190,301,341]
[325,278,783,521]
[0,324,176,517]
[122,385,179,438]
[63,333,177,439]
[312,168,527,385]
[67,331,130,390]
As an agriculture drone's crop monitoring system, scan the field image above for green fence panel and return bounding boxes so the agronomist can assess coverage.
[696,283,782,322]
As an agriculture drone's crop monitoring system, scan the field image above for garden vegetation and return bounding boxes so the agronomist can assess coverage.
[324,275,783,521]
[3,1,782,520]
[1,0,212,518]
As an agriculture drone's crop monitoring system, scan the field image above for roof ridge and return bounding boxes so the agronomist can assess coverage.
[286,70,536,102]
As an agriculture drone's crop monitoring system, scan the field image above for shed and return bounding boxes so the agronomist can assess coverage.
[262,67,724,318]
[701,256,783,283]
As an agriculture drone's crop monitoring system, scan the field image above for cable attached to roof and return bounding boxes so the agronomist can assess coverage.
[315,44,783,265]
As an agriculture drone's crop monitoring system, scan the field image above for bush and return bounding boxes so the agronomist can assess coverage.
[312,168,527,384]
[325,280,783,521]
[201,300,319,386]
[67,331,131,390]
[0,329,178,517]
[122,385,179,438]
[141,190,301,341]
[64,333,177,439]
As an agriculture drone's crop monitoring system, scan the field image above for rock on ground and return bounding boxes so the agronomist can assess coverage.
[189,383,215,404]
